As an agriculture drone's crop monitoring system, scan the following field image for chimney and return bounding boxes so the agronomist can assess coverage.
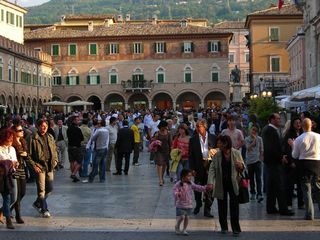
[61,15,66,23]
[104,19,110,27]
[126,14,130,21]
[180,19,187,27]
[117,14,123,22]
[152,14,158,25]
[88,21,94,32]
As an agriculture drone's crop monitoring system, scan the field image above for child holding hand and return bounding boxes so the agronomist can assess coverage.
[173,169,209,235]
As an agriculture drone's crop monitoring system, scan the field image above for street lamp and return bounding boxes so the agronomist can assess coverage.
[250,94,258,100]
[261,91,272,98]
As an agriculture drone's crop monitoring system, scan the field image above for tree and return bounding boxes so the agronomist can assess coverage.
[248,98,279,127]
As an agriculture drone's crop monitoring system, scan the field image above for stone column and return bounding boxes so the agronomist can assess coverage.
[173,101,176,110]
[84,105,87,112]
[100,101,104,111]
[148,100,152,110]
[125,102,128,110]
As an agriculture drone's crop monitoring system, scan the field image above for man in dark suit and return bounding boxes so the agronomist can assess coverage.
[114,120,134,175]
[189,119,217,218]
[261,113,294,216]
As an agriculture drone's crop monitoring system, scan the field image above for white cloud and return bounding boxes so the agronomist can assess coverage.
[15,0,50,7]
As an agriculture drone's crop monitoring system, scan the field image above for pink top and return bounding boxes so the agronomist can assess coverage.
[173,181,206,209]
[172,137,189,160]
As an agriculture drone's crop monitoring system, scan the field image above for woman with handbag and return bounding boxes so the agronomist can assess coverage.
[207,135,245,236]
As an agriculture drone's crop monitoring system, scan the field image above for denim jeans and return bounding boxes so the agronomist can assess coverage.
[81,146,92,177]
[10,178,18,208]
[89,148,108,182]
[247,161,262,196]
[176,160,189,180]
[1,193,10,218]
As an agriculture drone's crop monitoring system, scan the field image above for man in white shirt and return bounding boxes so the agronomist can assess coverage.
[105,117,118,172]
[290,118,320,220]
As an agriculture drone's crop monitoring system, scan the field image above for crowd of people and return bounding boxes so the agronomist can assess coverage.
[0,106,319,236]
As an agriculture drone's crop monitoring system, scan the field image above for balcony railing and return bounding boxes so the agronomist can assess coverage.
[122,80,153,92]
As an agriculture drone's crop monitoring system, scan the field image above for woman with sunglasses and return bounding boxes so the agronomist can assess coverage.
[0,128,18,229]
[10,124,31,224]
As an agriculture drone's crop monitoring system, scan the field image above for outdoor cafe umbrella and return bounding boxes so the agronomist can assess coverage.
[67,100,94,106]
[290,85,320,101]
[42,101,68,106]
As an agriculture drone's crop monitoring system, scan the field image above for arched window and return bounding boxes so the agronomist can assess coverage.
[27,65,31,84]
[87,68,100,85]
[21,64,26,84]
[156,66,165,84]
[109,67,118,84]
[33,67,37,85]
[67,68,79,86]
[0,56,3,81]
[132,67,144,88]
[184,65,192,83]
[8,59,13,82]
[52,68,62,86]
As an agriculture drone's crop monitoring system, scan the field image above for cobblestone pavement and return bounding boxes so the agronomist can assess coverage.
[1,150,319,239]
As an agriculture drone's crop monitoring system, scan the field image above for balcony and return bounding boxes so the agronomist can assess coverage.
[121,80,153,92]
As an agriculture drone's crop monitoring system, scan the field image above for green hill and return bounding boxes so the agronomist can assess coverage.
[25,0,286,24]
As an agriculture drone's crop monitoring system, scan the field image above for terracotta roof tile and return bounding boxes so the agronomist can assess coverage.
[24,23,231,40]
[248,4,302,16]
[214,21,246,29]
[64,14,115,20]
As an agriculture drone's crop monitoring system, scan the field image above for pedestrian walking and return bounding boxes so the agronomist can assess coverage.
[105,117,118,172]
[173,169,208,236]
[131,117,141,166]
[54,119,68,169]
[29,119,59,218]
[290,118,320,220]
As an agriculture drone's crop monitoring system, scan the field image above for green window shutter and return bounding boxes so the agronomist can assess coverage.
[208,42,211,52]
[141,43,144,53]
[141,74,144,81]
[272,58,280,72]
[116,44,120,54]
[185,73,191,83]
[97,75,100,84]
[76,76,80,85]
[212,72,219,82]
[191,42,194,52]
[106,44,110,55]
[90,44,97,55]
[66,76,70,85]
[164,42,167,53]
[270,28,279,41]
[181,43,184,53]
[70,44,76,55]
[52,45,59,56]
[154,43,157,53]
[111,75,117,84]
[131,43,134,54]
[218,41,221,51]
[157,73,164,83]
[87,75,90,85]
[57,77,61,85]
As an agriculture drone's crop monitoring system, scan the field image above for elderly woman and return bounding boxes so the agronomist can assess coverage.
[207,135,245,236]
[0,128,18,229]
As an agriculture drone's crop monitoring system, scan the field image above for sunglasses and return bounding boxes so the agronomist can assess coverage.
[16,129,24,132]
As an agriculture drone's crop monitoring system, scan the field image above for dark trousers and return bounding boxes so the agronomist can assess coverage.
[217,184,241,233]
[194,174,213,214]
[285,164,304,207]
[117,152,131,173]
[266,164,287,213]
[247,161,262,196]
[132,143,140,164]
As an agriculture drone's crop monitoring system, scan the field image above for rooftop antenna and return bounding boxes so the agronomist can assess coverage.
[72,5,75,15]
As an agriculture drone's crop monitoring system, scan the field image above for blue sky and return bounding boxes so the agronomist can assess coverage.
[16,0,50,7]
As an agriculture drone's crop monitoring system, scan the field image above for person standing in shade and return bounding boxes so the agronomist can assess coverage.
[79,118,92,178]
[114,120,134,175]
[290,118,320,220]
[54,119,68,169]
[131,117,142,166]
[106,117,118,172]
[88,120,109,182]
[261,113,294,216]
[189,119,217,218]
[29,119,58,218]
[67,116,84,182]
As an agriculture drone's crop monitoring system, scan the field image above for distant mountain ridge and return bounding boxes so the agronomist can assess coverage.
[25,0,285,25]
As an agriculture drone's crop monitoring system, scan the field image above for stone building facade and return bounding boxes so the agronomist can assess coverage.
[24,15,232,111]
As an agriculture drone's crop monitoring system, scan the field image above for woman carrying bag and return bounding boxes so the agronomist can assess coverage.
[207,135,245,236]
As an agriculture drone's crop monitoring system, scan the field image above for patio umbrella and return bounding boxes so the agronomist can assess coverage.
[42,101,68,106]
[67,100,94,106]
[291,85,320,101]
